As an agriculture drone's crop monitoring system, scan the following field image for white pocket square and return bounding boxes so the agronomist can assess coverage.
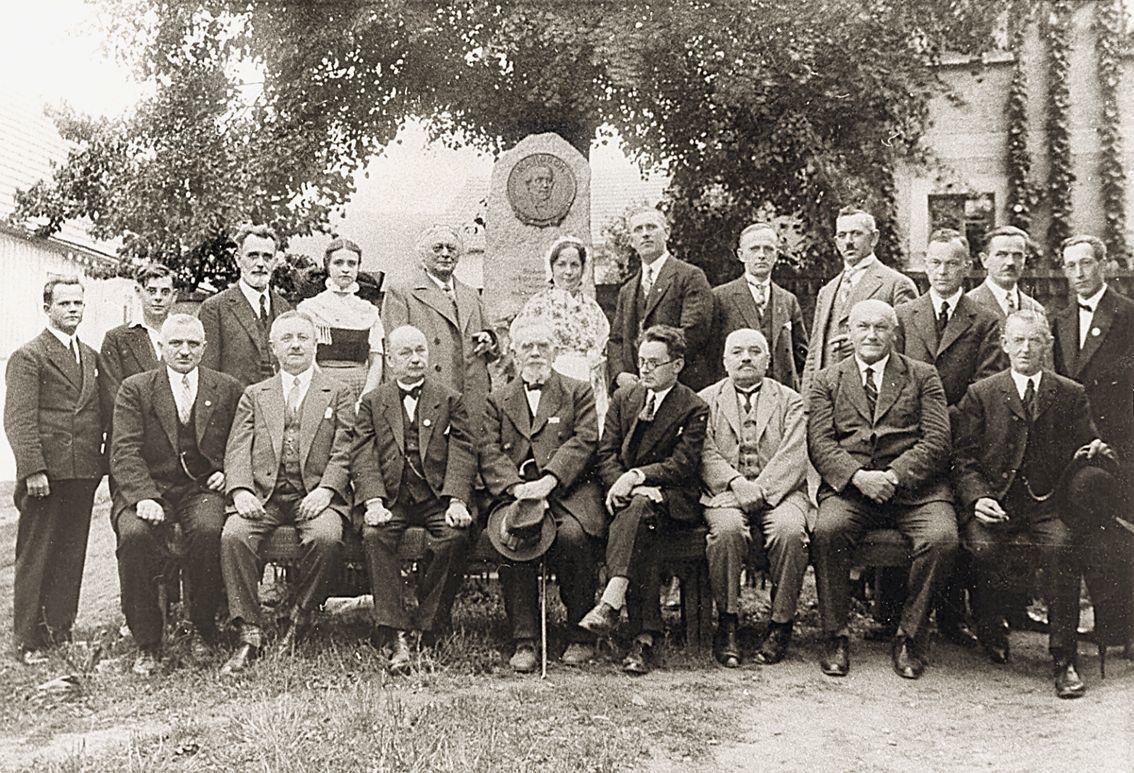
[324,406,333,420]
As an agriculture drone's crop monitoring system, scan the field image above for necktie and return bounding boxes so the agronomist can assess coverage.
[749,281,767,316]
[68,338,79,364]
[639,391,657,422]
[286,376,301,421]
[178,374,193,424]
[1023,378,1035,421]
[837,269,855,306]
[1005,292,1016,314]
[643,265,654,297]
[863,367,878,416]
[737,386,759,414]
[258,294,269,327]
[936,301,950,336]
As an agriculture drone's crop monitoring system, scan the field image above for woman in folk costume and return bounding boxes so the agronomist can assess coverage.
[298,238,385,403]
[510,236,610,423]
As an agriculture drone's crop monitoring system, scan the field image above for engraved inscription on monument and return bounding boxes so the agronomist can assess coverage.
[507,153,576,227]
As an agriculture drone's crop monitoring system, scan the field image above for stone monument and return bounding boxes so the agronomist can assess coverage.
[485,132,592,326]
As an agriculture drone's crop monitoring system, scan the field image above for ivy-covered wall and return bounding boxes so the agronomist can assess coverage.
[894,0,1132,269]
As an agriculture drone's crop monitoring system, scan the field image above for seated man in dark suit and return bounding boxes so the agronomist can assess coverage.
[953,309,1117,699]
[808,300,957,680]
[219,311,355,675]
[579,325,709,676]
[110,314,243,675]
[351,325,475,674]
[481,320,605,672]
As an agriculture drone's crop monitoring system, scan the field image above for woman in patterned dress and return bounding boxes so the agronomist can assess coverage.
[298,238,384,404]
[511,236,610,423]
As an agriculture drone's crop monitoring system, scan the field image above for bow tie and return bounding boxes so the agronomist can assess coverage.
[1078,303,1094,313]
[399,384,423,400]
[523,381,545,392]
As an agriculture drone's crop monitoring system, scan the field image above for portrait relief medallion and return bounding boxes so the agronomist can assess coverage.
[507,153,576,227]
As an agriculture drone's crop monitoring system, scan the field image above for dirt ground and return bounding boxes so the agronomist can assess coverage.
[0,486,1131,772]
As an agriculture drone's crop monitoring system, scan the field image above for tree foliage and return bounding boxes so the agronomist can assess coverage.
[14,0,1014,289]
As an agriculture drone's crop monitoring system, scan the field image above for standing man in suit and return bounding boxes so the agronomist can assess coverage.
[889,228,1004,647]
[967,226,1046,321]
[481,320,606,672]
[5,277,104,664]
[110,314,243,675]
[953,309,1117,698]
[580,325,709,675]
[712,223,808,390]
[808,300,957,680]
[198,224,294,388]
[608,208,714,391]
[698,328,810,667]
[218,311,354,675]
[1050,234,1134,651]
[351,325,476,674]
[99,263,176,436]
[801,208,917,401]
[381,225,499,430]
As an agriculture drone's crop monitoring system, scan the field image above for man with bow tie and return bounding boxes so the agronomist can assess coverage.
[808,300,956,680]
[481,320,605,672]
[697,328,810,667]
[218,311,355,675]
[580,324,709,675]
[381,225,498,430]
[110,314,243,675]
[351,325,476,674]
[953,309,1116,698]
[712,223,808,390]
[800,208,917,403]
[198,224,294,388]
[1050,235,1134,659]
[5,277,104,665]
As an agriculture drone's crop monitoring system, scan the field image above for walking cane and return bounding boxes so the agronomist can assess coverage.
[539,558,548,679]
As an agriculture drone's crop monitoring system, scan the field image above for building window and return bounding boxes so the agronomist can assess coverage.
[928,192,995,256]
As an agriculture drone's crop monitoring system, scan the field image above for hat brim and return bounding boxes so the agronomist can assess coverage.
[487,500,557,562]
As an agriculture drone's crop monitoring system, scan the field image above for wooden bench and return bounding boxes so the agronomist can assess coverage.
[260,523,913,652]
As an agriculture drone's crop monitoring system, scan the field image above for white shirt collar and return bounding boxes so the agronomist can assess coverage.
[642,251,670,280]
[132,320,163,355]
[744,274,771,289]
[854,353,889,384]
[928,288,964,316]
[167,366,199,391]
[1077,283,1107,310]
[982,278,1019,309]
[1010,369,1041,398]
[843,254,877,274]
[425,271,455,292]
[647,383,675,409]
[46,326,76,350]
[280,366,316,395]
[237,279,270,314]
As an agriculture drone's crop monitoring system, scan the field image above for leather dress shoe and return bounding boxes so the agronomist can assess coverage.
[820,636,849,677]
[388,631,413,675]
[622,637,653,676]
[561,642,594,666]
[754,621,793,665]
[938,620,980,649]
[509,640,537,673]
[579,602,621,636]
[891,635,926,680]
[1054,659,1086,699]
[220,643,258,676]
[717,618,740,668]
[979,624,1010,665]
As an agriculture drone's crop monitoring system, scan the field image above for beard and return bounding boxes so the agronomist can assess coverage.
[519,362,553,384]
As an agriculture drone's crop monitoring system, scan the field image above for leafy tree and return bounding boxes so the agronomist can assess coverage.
[13,0,1015,289]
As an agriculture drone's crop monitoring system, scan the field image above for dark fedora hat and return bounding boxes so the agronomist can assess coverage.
[1059,457,1123,533]
[487,498,556,563]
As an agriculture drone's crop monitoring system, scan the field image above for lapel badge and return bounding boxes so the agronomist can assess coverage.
[205,400,212,407]
[423,418,432,427]
[548,417,560,424]
[1091,327,1101,337]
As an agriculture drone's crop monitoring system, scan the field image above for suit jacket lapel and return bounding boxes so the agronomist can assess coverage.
[412,271,460,329]
[77,343,99,406]
[504,380,532,439]
[874,355,907,423]
[418,379,443,454]
[768,284,788,342]
[263,378,286,464]
[454,281,478,333]
[42,332,82,388]
[643,257,676,320]
[226,291,266,355]
[299,373,333,471]
[531,374,562,436]
[1000,373,1028,422]
[938,298,973,355]
[128,326,159,371]
[908,297,938,359]
[194,370,218,445]
[621,387,647,463]
[839,360,873,423]
[1055,305,1080,378]
[154,370,180,452]
[635,386,682,461]
[1033,371,1057,421]
[727,280,762,329]
[1074,290,1115,376]
[716,381,742,439]
[384,386,405,453]
[753,378,775,441]
[843,264,883,321]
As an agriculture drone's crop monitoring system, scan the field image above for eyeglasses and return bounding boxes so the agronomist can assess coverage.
[638,358,677,371]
